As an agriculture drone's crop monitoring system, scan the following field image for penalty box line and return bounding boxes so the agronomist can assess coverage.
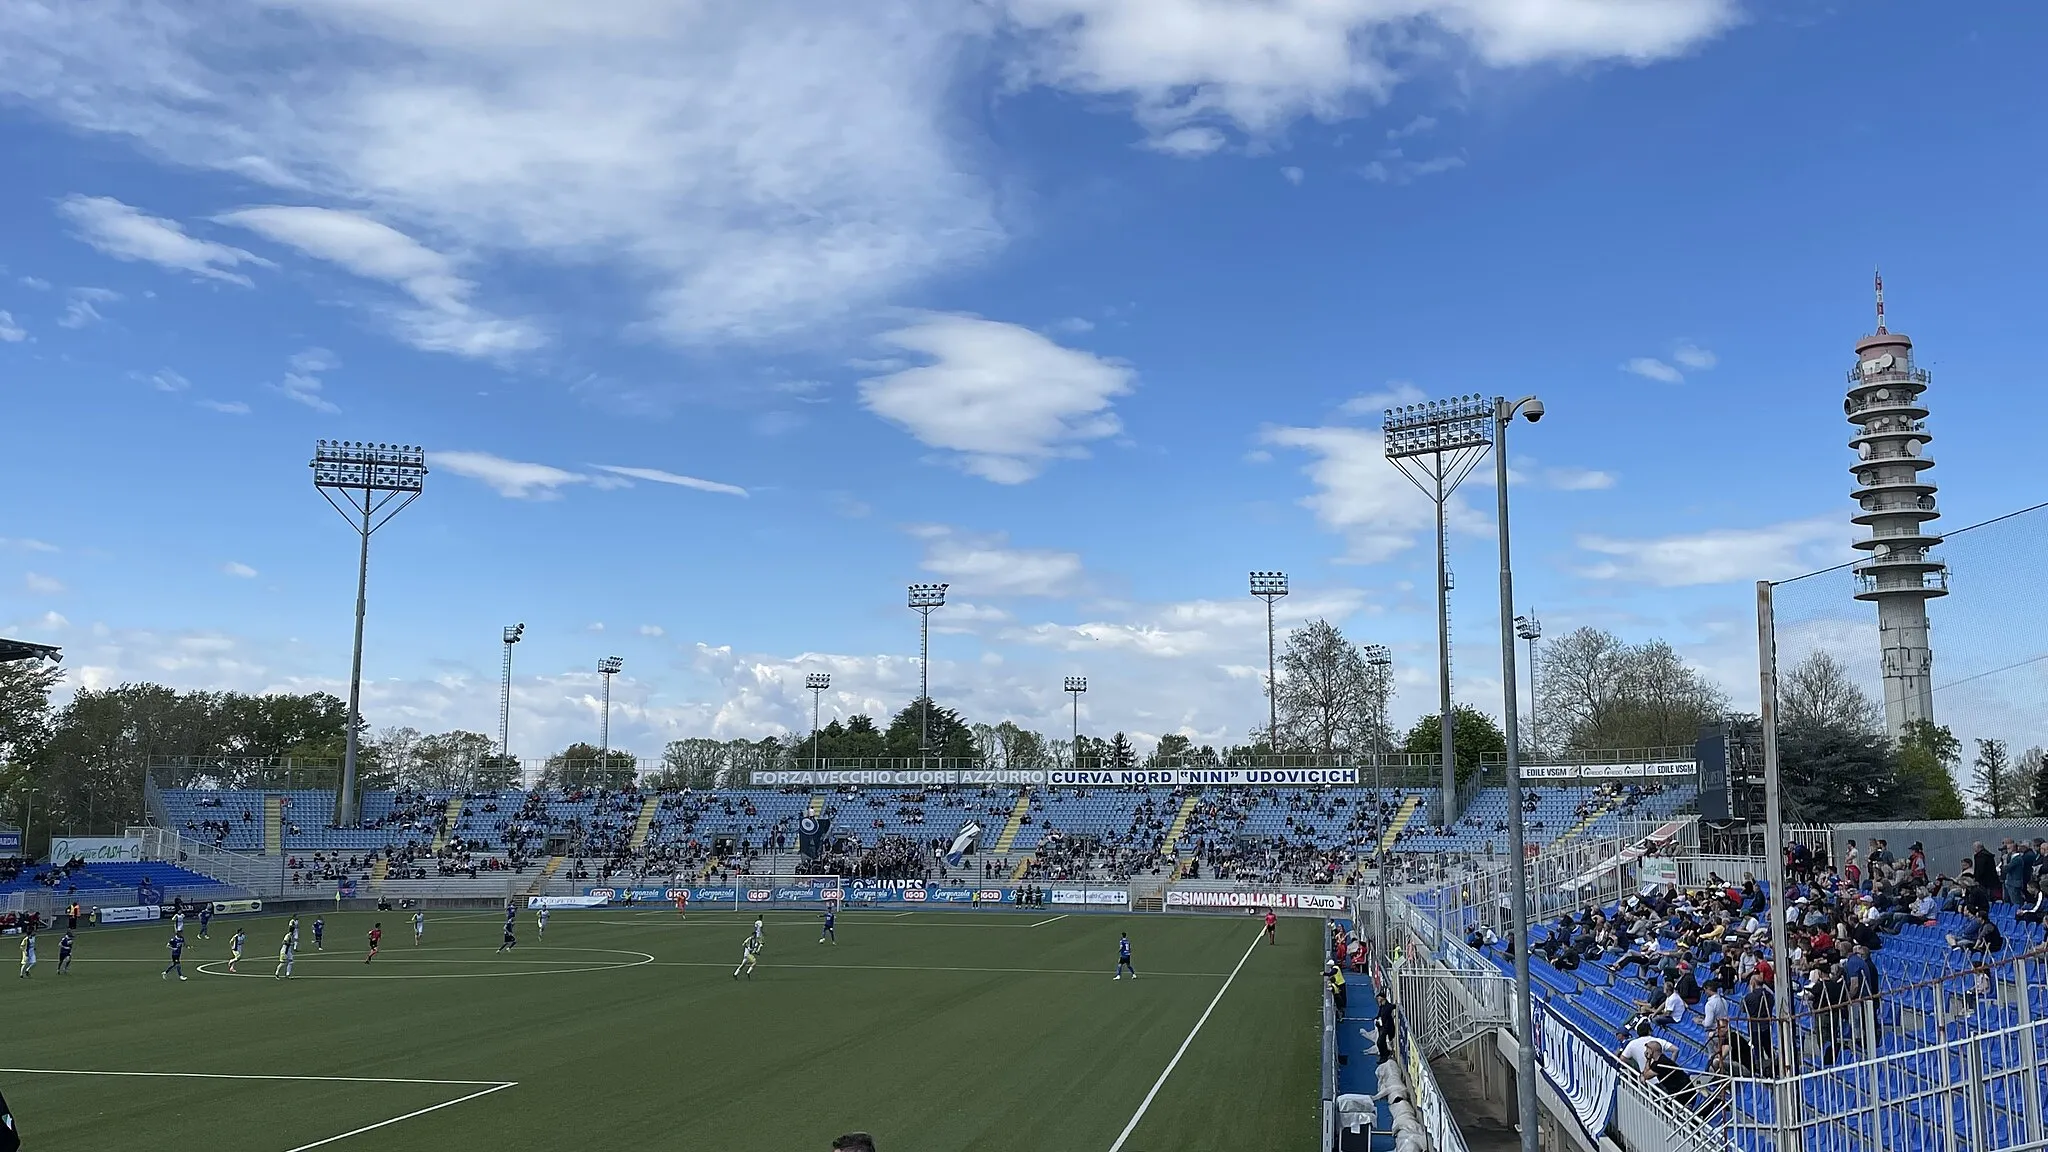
[0,1068,518,1152]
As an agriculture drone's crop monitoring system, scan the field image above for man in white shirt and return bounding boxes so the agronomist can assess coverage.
[1701,982,1731,1031]
[1620,1026,1661,1072]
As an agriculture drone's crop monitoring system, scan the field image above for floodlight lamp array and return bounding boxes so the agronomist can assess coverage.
[1248,571,1289,597]
[504,623,525,644]
[1515,614,1543,641]
[311,440,429,491]
[1064,676,1088,693]
[806,673,832,690]
[1379,394,1495,458]
[1361,643,1392,666]
[597,656,624,675]
[907,583,949,608]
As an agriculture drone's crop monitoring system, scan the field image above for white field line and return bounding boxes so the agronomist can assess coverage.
[0,1068,518,1152]
[649,959,1228,979]
[281,1081,518,1152]
[1027,915,1068,927]
[1106,930,1264,1152]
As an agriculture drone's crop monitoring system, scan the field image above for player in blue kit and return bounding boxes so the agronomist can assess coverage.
[311,917,325,951]
[198,904,213,939]
[818,906,836,944]
[162,932,187,981]
[57,931,74,975]
[1114,932,1136,980]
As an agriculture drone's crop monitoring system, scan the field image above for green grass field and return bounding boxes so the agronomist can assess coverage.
[6,906,1322,1151]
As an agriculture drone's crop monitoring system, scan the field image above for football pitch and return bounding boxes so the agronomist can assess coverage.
[7,907,1323,1151]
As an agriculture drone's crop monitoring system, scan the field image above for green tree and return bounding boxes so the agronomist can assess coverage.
[0,659,59,843]
[1148,733,1194,766]
[541,742,637,790]
[883,698,974,760]
[1538,628,1727,751]
[1969,738,2016,817]
[409,730,499,789]
[1273,619,1385,754]
[1107,732,1136,769]
[2024,747,2048,817]
[1402,706,1507,785]
[1897,720,1965,820]
[1778,720,1897,823]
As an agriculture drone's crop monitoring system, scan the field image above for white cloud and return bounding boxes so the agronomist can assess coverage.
[1050,316,1095,334]
[58,287,119,329]
[1144,125,1226,156]
[638,624,665,638]
[586,622,606,633]
[1001,0,1735,150]
[1622,356,1684,383]
[218,205,542,358]
[590,465,748,498]
[221,561,258,578]
[148,368,189,392]
[56,194,268,285]
[1577,516,1846,587]
[1387,114,1438,139]
[24,572,66,594]
[270,347,341,413]
[1336,380,1426,417]
[1262,422,1481,563]
[198,399,251,415]
[18,276,51,290]
[4,4,1001,345]
[1673,343,1717,370]
[1358,151,1465,184]
[1543,465,1617,491]
[0,538,59,553]
[861,313,1134,484]
[1280,165,1304,185]
[432,451,591,500]
[915,526,1085,598]
[0,310,25,341]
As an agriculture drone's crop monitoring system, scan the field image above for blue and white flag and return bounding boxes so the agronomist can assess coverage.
[945,820,983,867]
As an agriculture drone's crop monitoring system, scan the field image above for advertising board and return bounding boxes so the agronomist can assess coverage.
[1164,889,1348,911]
[529,895,608,910]
[49,836,141,864]
[98,905,163,925]
[750,768,1362,787]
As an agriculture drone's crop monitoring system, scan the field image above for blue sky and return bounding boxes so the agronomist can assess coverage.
[2,0,2043,762]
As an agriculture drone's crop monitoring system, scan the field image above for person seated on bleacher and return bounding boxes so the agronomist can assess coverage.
[1945,909,2004,956]
[1614,937,1663,981]
[2018,884,2046,926]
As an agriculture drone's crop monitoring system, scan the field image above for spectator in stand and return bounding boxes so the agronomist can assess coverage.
[1642,1041,1698,1110]
[1946,909,2005,956]
[2018,884,2046,927]
[1972,842,1997,904]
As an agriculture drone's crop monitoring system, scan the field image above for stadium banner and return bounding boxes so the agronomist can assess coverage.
[0,827,20,858]
[98,904,163,925]
[529,895,607,910]
[1536,1002,1619,1139]
[209,900,263,915]
[1519,761,1695,781]
[753,769,1050,786]
[337,878,357,898]
[1050,888,1130,906]
[49,835,142,863]
[749,767,1361,787]
[1165,889,1348,911]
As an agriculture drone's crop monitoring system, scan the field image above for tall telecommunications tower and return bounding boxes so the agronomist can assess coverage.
[1847,272,1946,734]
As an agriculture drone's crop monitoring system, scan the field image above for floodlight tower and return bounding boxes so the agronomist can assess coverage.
[311,440,426,826]
[597,656,624,763]
[806,672,831,771]
[907,583,949,760]
[1064,676,1088,766]
[1249,572,1289,754]
[499,624,524,767]
[1515,613,1543,755]
[1848,272,1946,734]
[1361,643,1393,956]
[1381,396,1494,820]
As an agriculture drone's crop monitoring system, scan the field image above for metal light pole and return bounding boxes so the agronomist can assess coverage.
[1383,397,1493,823]
[1362,643,1392,953]
[1492,394,1545,1152]
[311,440,426,826]
[597,656,623,767]
[1757,579,1799,1134]
[499,623,524,770]
[1249,572,1289,755]
[1515,613,1543,757]
[806,673,831,771]
[1064,676,1088,766]
[907,583,948,762]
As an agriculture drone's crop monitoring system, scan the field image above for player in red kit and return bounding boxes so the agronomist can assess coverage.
[365,923,382,964]
[675,889,689,918]
[1264,910,1278,944]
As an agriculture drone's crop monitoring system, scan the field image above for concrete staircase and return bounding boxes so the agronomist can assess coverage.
[1159,794,1200,859]
[525,856,566,897]
[628,796,661,852]
[263,797,283,854]
[1376,794,1423,854]
[1009,856,1034,882]
[431,795,465,853]
[806,794,826,818]
[992,793,1033,853]
[1555,794,1623,843]
[370,858,389,886]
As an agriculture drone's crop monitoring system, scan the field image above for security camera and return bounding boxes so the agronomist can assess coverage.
[1522,399,1545,423]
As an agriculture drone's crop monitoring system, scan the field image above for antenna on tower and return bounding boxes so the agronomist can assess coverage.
[1874,268,1886,334]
